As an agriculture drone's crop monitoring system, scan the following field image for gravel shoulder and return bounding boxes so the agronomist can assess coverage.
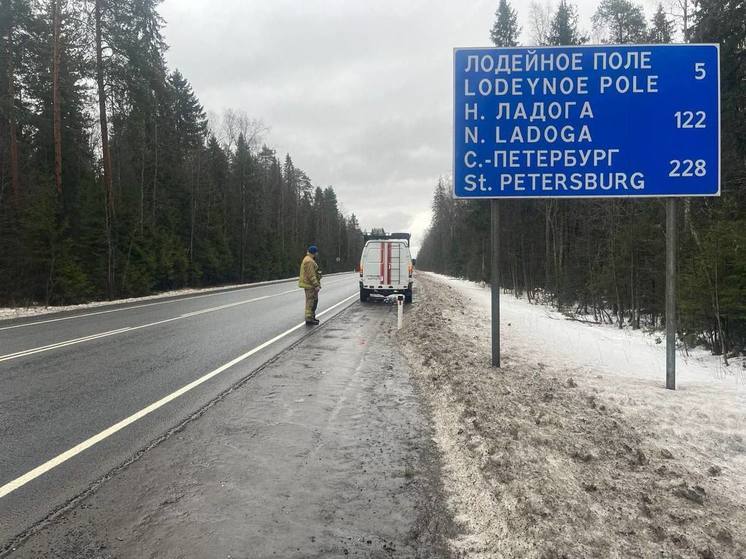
[397,272,745,559]
[7,303,453,559]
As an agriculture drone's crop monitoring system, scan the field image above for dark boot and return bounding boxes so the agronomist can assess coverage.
[305,318,320,325]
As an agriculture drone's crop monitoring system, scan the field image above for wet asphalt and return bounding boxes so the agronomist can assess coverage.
[3,300,450,558]
[0,275,361,550]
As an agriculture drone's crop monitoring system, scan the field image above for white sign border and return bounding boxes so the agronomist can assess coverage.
[451,43,722,200]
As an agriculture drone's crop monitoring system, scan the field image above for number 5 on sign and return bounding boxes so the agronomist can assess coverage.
[695,62,706,80]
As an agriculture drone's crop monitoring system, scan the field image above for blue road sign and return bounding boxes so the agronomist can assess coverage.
[453,45,720,199]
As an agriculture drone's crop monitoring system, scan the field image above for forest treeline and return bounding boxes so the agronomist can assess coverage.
[0,0,364,306]
[418,0,746,357]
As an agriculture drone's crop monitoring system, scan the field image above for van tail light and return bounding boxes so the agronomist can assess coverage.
[408,264,413,277]
[359,265,364,277]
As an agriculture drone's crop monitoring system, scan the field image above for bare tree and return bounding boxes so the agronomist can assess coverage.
[219,108,238,151]
[528,0,553,45]
[205,109,221,140]
[665,0,692,41]
[220,108,267,153]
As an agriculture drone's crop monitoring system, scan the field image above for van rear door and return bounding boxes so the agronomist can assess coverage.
[362,241,406,289]
[361,242,379,288]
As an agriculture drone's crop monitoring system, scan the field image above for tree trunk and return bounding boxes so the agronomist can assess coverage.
[551,203,562,307]
[712,247,728,363]
[481,237,486,281]
[189,150,200,269]
[152,115,158,225]
[190,154,195,263]
[139,126,145,235]
[95,0,114,297]
[240,183,247,282]
[521,236,531,302]
[52,0,62,194]
[609,204,623,328]
[279,178,285,254]
[6,26,20,204]
[688,212,729,362]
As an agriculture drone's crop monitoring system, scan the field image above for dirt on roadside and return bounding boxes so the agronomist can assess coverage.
[398,273,745,559]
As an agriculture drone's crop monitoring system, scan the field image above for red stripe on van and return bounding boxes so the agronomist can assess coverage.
[380,243,385,283]
[386,242,392,285]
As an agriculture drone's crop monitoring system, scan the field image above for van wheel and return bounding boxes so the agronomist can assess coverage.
[404,289,413,304]
[360,287,369,302]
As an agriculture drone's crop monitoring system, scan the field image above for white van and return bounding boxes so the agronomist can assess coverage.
[359,233,414,303]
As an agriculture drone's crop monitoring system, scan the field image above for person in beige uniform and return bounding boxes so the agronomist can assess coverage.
[298,245,321,325]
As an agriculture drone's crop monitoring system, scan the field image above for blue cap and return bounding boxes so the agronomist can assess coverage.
[308,245,318,254]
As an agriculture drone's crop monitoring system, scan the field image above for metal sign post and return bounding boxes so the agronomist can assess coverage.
[666,199,677,389]
[452,44,721,386]
[491,200,500,367]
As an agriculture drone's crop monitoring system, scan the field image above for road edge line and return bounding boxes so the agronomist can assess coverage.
[0,272,353,331]
[0,283,351,363]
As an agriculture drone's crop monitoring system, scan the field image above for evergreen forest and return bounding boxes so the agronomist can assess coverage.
[0,0,365,306]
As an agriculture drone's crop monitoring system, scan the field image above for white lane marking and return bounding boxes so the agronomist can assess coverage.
[0,277,353,362]
[1,277,355,362]
[0,273,353,332]
[0,288,299,363]
[0,293,358,499]
[0,285,285,332]
[0,328,134,362]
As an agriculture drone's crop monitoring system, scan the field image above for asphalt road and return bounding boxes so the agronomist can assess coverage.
[6,301,450,558]
[0,273,359,549]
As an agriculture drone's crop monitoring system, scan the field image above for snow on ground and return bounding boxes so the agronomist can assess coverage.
[398,271,745,558]
[0,276,301,322]
[428,271,745,389]
[430,272,745,471]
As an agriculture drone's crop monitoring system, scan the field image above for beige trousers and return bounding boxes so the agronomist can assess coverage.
[305,288,318,319]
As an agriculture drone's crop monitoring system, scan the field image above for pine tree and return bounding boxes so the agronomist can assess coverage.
[648,3,674,43]
[490,0,519,47]
[283,154,299,255]
[232,133,252,281]
[0,2,405,308]
[547,0,586,45]
[592,0,648,43]
[167,70,207,156]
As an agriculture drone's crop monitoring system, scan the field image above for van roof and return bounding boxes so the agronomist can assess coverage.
[363,232,410,245]
[364,239,409,245]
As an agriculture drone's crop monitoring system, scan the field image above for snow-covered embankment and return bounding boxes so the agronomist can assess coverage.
[398,271,745,558]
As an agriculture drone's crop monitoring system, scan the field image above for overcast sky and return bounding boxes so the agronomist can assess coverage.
[158,0,666,254]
